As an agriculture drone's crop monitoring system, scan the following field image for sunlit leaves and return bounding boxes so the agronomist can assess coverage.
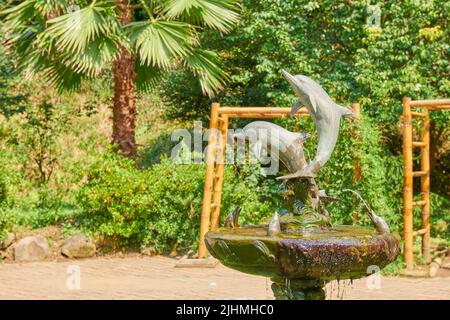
[46,4,118,54]
[128,20,195,69]
[135,60,164,92]
[1,0,239,94]
[183,49,227,96]
[62,37,120,77]
[43,59,84,92]
[163,0,240,33]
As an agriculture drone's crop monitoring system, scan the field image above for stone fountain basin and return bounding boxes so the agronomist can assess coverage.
[205,225,399,281]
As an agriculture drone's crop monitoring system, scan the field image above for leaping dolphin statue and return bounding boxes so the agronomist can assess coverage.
[277,70,353,180]
[234,121,310,174]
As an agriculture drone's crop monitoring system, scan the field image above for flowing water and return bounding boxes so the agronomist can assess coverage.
[341,188,375,215]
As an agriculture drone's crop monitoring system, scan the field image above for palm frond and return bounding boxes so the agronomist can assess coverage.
[46,3,119,54]
[42,60,85,92]
[162,0,239,33]
[127,19,196,69]
[1,0,41,29]
[62,37,119,77]
[135,58,165,92]
[30,0,69,17]
[183,49,227,96]
[1,0,68,26]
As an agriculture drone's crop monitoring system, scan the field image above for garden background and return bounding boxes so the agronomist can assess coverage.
[0,0,448,271]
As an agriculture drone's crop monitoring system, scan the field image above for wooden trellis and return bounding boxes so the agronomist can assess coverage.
[198,103,361,258]
[402,97,450,270]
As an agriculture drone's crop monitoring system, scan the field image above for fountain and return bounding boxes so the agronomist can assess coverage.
[204,70,399,300]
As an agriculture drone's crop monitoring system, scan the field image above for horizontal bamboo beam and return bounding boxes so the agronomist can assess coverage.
[412,200,427,206]
[409,99,450,107]
[412,141,426,147]
[413,228,428,236]
[427,105,450,111]
[218,106,310,118]
[220,113,308,119]
[218,106,309,116]
[411,111,426,117]
[412,171,427,177]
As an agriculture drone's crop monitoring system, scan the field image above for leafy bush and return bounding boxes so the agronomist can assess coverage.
[0,209,13,240]
[76,151,279,253]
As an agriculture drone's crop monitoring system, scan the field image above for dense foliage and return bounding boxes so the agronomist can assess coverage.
[75,151,279,252]
[0,0,448,258]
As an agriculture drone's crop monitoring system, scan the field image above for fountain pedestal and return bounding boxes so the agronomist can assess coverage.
[271,279,326,300]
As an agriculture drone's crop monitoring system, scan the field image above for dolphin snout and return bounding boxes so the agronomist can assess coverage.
[281,69,296,84]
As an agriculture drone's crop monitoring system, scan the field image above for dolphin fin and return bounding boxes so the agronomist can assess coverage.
[290,100,302,118]
[306,93,318,114]
[276,168,316,180]
[337,104,353,116]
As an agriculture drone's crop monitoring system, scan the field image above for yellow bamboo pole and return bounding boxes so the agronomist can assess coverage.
[402,97,414,270]
[351,103,361,223]
[420,108,431,263]
[198,103,220,258]
[352,102,361,181]
[210,115,229,231]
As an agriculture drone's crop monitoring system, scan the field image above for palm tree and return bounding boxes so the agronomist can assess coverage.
[1,0,239,158]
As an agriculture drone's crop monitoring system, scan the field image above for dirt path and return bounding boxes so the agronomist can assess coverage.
[0,256,448,300]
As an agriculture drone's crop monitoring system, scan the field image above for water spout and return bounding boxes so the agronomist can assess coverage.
[341,189,390,234]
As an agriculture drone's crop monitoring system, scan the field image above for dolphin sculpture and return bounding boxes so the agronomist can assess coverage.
[277,70,353,180]
[224,206,242,228]
[317,189,338,203]
[267,211,281,236]
[234,121,310,174]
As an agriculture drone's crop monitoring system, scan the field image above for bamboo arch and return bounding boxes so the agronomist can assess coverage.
[402,97,450,270]
[198,103,361,258]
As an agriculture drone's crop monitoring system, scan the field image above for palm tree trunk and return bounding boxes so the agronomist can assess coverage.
[112,0,137,158]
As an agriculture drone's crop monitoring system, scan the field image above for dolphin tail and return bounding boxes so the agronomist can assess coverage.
[276,167,316,180]
[290,100,302,118]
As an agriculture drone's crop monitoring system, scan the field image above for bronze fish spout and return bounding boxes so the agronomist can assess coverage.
[224,206,242,228]
[342,189,390,234]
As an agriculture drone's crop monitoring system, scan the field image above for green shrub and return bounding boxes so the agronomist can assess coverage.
[0,175,6,205]
[76,151,279,253]
[0,209,13,240]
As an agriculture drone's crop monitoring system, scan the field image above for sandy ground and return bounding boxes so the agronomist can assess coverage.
[0,255,449,300]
